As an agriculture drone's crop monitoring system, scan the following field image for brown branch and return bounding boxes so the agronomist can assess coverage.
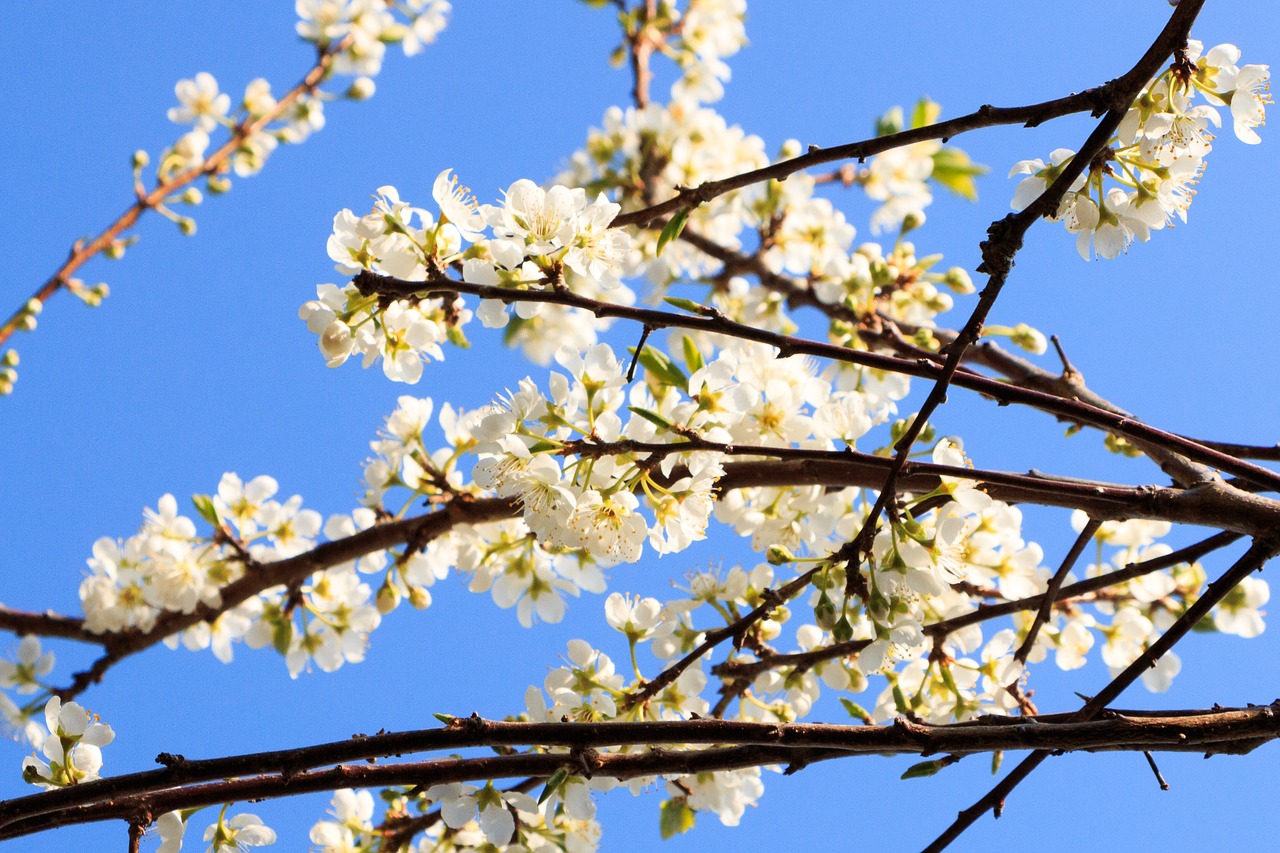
[3,703,1279,840]
[0,608,97,645]
[1013,518,1100,664]
[924,533,1276,851]
[610,0,1199,232]
[925,530,1242,639]
[619,567,821,711]
[57,496,518,701]
[358,270,1280,494]
[842,0,1211,603]
[0,36,354,350]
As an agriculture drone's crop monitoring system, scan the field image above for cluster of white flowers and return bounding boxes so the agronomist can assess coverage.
[1043,511,1268,693]
[299,171,636,378]
[150,1,450,237]
[76,474,390,678]
[1010,41,1270,259]
[297,0,451,74]
[667,0,749,105]
[319,781,603,851]
[155,806,277,853]
[21,697,114,789]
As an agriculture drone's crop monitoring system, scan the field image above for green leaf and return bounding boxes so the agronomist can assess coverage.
[874,105,903,137]
[656,207,691,256]
[662,296,706,315]
[681,334,705,373]
[628,405,677,431]
[191,494,220,526]
[636,346,689,392]
[432,713,455,725]
[910,97,941,129]
[840,698,873,724]
[538,767,570,804]
[931,147,989,202]
[272,621,293,656]
[659,798,696,839]
[901,758,947,779]
[991,750,1004,775]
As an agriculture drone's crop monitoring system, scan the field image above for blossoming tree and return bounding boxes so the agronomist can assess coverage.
[1,1,1277,850]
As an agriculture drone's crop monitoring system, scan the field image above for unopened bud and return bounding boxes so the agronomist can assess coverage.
[408,585,433,609]
[180,187,204,206]
[1,349,18,367]
[942,266,974,294]
[24,299,42,317]
[376,583,401,614]
[177,217,197,236]
[1011,323,1048,355]
[346,77,376,100]
[207,175,232,194]
[132,149,150,169]
[766,544,795,565]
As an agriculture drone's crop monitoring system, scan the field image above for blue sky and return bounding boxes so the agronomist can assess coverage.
[1,2,1278,850]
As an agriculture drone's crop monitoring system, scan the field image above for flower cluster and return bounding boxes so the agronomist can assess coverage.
[77,474,390,678]
[310,785,604,851]
[1010,41,1270,259]
[300,172,635,378]
[21,697,115,789]
[666,0,749,105]
[154,806,276,853]
[146,1,450,241]
[296,0,452,75]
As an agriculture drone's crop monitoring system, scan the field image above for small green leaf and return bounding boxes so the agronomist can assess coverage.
[636,346,689,392]
[656,207,691,256]
[659,798,696,839]
[991,750,1004,775]
[432,713,455,725]
[910,97,942,130]
[501,313,529,345]
[272,621,293,656]
[538,767,570,804]
[840,698,873,724]
[931,147,989,202]
[681,334,705,373]
[628,405,677,431]
[446,324,471,349]
[191,494,220,526]
[901,758,947,779]
[662,296,706,315]
[525,439,562,454]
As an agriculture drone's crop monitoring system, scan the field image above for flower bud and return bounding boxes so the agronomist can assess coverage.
[177,217,197,236]
[376,583,401,614]
[319,320,354,367]
[1011,323,1048,355]
[766,544,794,565]
[131,149,150,169]
[942,266,974,294]
[345,77,376,100]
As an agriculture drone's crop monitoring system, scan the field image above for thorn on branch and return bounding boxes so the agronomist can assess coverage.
[1143,751,1171,790]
